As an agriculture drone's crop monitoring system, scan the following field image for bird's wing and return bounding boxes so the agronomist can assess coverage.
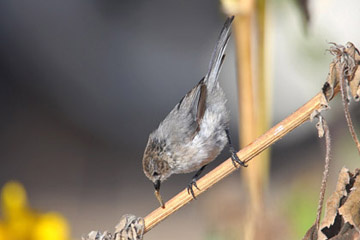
[193,78,207,131]
[175,77,207,137]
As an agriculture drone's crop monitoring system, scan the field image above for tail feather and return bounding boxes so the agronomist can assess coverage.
[205,16,234,88]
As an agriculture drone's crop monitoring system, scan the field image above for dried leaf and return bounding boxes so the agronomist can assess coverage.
[353,45,360,62]
[320,92,331,110]
[115,214,144,240]
[330,223,360,240]
[339,172,360,233]
[82,231,112,240]
[343,43,357,77]
[83,214,144,240]
[342,42,360,102]
[323,61,338,100]
[349,67,360,102]
[318,168,350,240]
[345,42,358,57]
[316,117,325,138]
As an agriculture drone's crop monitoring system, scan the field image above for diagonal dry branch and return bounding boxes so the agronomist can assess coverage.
[143,87,339,233]
[82,40,360,240]
[83,42,360,240]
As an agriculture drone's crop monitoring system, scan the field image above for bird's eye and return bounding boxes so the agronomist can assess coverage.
[153,172,159,177]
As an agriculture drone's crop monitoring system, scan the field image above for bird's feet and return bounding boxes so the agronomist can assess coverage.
[230,147,247,168]
[187,178,200,199]
[225,128,247,168]
[186,165,206,199]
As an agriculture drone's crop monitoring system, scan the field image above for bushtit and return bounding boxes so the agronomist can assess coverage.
[143,16,245,208]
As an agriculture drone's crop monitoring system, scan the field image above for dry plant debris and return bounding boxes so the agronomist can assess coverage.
[325,42,360,154]
[304,168,360,240]
[304,42,360,240]
[82,214,144,240]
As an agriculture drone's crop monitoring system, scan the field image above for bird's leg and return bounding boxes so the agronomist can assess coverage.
[187,165,207,199]
[225,128,247,167]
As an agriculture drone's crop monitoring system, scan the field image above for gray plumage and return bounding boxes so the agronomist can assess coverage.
[143,16,237,199]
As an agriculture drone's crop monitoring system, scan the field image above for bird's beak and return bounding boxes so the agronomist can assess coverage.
[154,179,160,191]
[153,180,164,208]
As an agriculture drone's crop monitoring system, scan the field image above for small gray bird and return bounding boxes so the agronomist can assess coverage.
[142,16,245,208]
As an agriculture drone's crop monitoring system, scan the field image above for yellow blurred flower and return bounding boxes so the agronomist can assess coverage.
[1,181,27,220]
[0,222,6,240]
[32,213,70,240]
[0,181,70,240]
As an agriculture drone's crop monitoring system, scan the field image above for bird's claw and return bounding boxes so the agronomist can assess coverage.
[187,179,200,199]
[230,150,247,168]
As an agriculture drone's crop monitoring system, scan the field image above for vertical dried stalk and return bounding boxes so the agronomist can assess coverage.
[232,0,270,238]
[233,10,259,240]
[250,0,271,215]
[234,15,255,147]
[256,0,271,185]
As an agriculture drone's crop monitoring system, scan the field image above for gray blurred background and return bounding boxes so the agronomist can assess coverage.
[0,0,359,239]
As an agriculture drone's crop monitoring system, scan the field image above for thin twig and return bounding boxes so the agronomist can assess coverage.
[315,116,331,230]
[338,63,360,154]
[143,88,339,233]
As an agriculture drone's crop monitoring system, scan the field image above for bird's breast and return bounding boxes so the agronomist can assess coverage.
[170,126,228,174]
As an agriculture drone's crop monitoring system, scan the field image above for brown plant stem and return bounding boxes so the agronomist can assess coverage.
[234,15,255,149]
[234,1,270,239]
[315,117,331,230]
[143,88,338,233]
[339,64,360,154]
[256,0,271,174]
[233,11,263,234]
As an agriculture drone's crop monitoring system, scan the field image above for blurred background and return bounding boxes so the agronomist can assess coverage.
[0,0,359,239]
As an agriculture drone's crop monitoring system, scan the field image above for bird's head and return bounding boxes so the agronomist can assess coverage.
[143,135,172,207]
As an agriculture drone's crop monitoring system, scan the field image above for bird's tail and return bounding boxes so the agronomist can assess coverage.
[205,16,234,89]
